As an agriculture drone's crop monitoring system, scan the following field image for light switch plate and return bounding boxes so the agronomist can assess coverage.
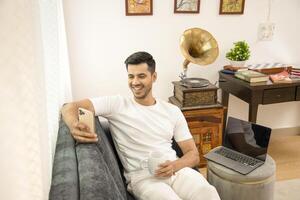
[258,22,275,41]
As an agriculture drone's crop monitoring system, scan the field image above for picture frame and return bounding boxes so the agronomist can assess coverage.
[174,0,200,14]
[125,0,153,16]
[219,0,245,15]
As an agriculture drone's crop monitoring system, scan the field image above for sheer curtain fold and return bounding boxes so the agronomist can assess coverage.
[39,0,73,159]
[0,0,72,199]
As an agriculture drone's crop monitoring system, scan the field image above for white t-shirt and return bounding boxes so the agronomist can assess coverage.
[89,95,192,173]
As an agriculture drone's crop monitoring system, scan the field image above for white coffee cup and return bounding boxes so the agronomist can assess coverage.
[140,151,176,175]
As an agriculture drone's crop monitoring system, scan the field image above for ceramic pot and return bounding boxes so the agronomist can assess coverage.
[229,60,246,67]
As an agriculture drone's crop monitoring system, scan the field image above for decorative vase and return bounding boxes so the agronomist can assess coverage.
[229,60,246,67]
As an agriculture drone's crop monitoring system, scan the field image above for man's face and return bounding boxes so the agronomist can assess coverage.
[127,63,156,100]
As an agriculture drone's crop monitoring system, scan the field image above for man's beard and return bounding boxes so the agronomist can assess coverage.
[131,84,152,99]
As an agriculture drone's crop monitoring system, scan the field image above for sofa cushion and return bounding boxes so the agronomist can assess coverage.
[98,118,136,200]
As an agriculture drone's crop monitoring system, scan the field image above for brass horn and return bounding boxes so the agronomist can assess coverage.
[180,28,219,81]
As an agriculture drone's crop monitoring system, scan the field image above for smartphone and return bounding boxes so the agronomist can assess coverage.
[78,107,95,133]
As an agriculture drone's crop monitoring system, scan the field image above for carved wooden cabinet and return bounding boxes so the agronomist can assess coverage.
[169,96,225,167]
[182,106,225,167]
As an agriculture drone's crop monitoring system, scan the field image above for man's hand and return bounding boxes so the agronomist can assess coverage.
[61,100,98,143]
[70,121,98,143]
[154,139,199,178]
[155,160,176,178]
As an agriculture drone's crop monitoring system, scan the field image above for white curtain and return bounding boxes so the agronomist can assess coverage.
[0,0,72,199]
[39,0,72,160]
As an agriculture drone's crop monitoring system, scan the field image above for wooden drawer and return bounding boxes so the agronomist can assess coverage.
[296,86,300,101]
[183,108,223,116]
[183,108,223,122]
[263,87,295,104]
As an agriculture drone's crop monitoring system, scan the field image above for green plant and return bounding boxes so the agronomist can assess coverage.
[226,41,250,61]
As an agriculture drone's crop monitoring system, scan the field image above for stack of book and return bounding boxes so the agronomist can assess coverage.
[223,65,248,72]
[290,68,300,81]
[221,65,248,75]
[234,70,269,83]
[269,70,292,83]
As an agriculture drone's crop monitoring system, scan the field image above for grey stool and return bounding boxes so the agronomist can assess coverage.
[207,155,276,200]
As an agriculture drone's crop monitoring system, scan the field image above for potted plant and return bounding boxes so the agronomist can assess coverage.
[226,41,250,67]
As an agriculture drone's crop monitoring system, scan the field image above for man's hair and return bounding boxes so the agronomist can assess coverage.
[124,51,156,74]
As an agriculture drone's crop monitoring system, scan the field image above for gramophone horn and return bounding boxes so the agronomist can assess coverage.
[180,28,219,70]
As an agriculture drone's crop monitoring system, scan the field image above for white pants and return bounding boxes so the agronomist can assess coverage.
[127,167,220,200]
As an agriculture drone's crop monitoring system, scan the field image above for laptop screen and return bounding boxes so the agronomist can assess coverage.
[224,117,272,161]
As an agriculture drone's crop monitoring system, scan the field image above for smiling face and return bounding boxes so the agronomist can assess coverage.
[127,63,157,103]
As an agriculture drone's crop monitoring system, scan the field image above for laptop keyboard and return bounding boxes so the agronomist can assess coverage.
[215,148,260,166]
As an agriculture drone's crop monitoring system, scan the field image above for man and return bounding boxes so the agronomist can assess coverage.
[61,51,220,200]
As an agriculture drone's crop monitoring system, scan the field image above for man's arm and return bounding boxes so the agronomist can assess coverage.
[155,138,199,177]
[61,99,98,143]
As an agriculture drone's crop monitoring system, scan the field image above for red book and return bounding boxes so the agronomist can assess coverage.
[291,71,300,76]
[269,71,292,83]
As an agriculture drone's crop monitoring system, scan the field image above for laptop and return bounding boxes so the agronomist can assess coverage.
[204,117,272,175]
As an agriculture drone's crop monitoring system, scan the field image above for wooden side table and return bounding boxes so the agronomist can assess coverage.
[169,96,226,167]
[219,71,300,123]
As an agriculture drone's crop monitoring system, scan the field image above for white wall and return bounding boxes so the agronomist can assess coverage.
[63,0,300,129]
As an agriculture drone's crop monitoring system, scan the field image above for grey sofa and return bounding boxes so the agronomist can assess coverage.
[49,117,186,200]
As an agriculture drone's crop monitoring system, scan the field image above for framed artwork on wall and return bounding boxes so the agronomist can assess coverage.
[125,0,153,16]
[174,0,200,14]
[219,0,245,15]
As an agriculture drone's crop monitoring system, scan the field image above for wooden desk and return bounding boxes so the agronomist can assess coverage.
[219,71,300,123]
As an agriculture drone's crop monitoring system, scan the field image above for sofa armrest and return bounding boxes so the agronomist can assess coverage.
[50,118,129,200]
[49,119,79,200]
